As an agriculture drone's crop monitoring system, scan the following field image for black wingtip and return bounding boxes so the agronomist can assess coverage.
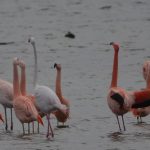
[110,42,114,45]
[54,63,57,68]
[111,93,124,107]
[132,99,150,108]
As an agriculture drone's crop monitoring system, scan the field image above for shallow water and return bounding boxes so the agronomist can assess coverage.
[0,0,150,149]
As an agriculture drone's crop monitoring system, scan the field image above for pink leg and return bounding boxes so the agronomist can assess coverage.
[46,114,54,139]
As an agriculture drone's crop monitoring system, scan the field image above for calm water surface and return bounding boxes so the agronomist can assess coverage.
[0,0,150,149]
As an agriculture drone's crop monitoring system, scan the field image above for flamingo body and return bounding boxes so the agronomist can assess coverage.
[34,85,66,114]
[0,79,13,108]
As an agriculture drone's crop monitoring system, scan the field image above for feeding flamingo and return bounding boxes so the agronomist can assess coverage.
[131,61,150,123]
[28,37,67,138]
[54,63,70,128]
[13,57,44,135]
[107,42,150,131]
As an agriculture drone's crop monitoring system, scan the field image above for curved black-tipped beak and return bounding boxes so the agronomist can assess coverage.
[54,63,57,68]
[28,38,31,43]
[110,42,114,45]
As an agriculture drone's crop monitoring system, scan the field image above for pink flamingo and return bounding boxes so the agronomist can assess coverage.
[131,61,150,123]
[0,79,13,131]
[107,42,150,131]
[54,63,70,127]
[13,57,44,135]
[28,37,67,138]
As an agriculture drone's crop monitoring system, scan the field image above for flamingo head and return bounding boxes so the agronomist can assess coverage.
[0,113,4,123]
[18,59,26,69]
[13,57,20,65]
[54,63,61,70]
[110,42,119,52]
[143,61,150,83]
[28,36,35,45]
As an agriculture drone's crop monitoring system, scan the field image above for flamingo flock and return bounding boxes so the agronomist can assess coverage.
[0,37,150,139]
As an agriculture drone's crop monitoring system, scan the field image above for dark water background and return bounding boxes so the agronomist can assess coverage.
[0,0,150,149]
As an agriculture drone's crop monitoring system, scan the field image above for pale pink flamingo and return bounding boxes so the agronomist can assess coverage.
[107,42,150,131]
[54,63,70,127]
[13,57,44,135]
[131,61,150,123]
[28,37,67,138]
[0,79,13,130]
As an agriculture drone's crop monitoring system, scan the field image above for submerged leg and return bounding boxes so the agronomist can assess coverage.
[10,108,13,130]
[116,115,121,131]
[121,115,126,131]
[4,107,8,131]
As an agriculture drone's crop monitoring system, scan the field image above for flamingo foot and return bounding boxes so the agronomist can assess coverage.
[5,124,8,131]
[10,124,13,130]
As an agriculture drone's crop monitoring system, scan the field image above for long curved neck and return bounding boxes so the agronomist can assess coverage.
[32,42,38,87]
[13,63,20,98]
[56,69,63,102]
[20,66,26,96]
[110,49,118,88]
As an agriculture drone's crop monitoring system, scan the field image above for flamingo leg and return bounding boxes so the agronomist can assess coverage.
[22,123,25,135]
[46,114,50,138]
[10,108,13,130]
[121,115,126,131]
[49,117,54,138]
[116,115,121,131]
[46,114,54,138]
[32,121,34,134]
[37,122,39,134]
[28,123,30,134]
[4,107,8,131]
[137,116,139,123]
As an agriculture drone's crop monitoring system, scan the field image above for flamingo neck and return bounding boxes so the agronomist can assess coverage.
[13,63,20,98]
[56,69,63,103]
[146,81,150,89]
[20,66,26,96]
[110,49,118,88]
[32,43,38,88]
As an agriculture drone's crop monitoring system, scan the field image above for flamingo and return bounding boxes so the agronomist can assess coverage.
[54,63,70,128]
[0,79,13,130]
[13,57,44,135]
[28,37,67,138]
[131,61,150,123]
[107,42,150,131]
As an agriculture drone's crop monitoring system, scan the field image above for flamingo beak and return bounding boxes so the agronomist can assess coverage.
[0,114,4,123]
[37,115,44,126]
[54,63,57,68]
[110,42,114,45]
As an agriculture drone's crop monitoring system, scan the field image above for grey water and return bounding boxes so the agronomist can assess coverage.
[0,0,150,149]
